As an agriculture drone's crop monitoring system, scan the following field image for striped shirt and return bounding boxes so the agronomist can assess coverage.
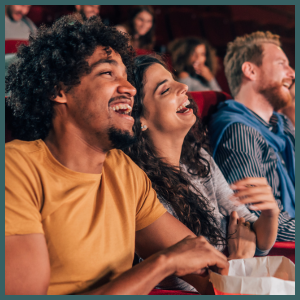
[213,112,295,241]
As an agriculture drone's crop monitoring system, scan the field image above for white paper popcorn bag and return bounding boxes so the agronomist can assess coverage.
[209,256,295,295]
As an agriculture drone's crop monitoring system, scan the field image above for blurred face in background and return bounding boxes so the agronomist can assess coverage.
[134,11,153,36]
[6,5,31,22]
[75,5,100,19]
[189,44,207,71]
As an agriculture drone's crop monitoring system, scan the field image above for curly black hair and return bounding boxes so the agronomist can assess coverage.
[123,55,226,247]
[5,14,135,141]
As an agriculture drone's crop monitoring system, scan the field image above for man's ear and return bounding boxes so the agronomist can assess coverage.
[52,89,67,104]
[241,62,257,81]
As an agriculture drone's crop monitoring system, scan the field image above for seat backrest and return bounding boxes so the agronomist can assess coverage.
[5,40,29,54]
[187,91,231,120]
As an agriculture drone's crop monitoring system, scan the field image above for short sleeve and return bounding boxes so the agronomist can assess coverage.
[5,148,44,236]
[135,171,167,231]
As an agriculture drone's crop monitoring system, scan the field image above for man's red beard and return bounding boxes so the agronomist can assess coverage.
[258,80,292,112]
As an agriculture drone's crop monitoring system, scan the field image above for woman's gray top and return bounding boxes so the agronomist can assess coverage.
[155,149,270,292]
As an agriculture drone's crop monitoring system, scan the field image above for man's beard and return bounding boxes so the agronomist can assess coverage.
[258,81,292,111]
[108,127,137,150]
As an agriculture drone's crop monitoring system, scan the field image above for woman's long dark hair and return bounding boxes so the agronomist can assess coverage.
[126,5,155,50]
[123,55,226,246]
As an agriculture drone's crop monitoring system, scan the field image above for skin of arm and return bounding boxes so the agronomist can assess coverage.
[6,213,229,295]
[81,212,228,295]
[5,234,51,295]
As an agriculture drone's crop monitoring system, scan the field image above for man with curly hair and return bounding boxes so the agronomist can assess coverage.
[209,31,295,241]
[5,15,228,295]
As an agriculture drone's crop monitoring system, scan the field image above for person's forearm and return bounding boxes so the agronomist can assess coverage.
[78,252,173,295]
[253,212,279,250]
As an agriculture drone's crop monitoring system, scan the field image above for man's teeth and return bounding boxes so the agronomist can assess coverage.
[176,100,190,112]
[283,82,290,88]
[112,104,132,114]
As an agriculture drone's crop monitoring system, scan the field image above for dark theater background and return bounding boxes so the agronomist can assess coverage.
[24,5,295,94]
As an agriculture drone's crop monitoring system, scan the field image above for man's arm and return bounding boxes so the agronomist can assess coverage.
[80,212,228,295]
[6,213,228,295]
[5,234,50,295]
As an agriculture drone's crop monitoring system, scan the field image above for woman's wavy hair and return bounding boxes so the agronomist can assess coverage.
[123,55,226,246]
[127,5,155,50]
[169,37,218,80]
[5,14,135,141]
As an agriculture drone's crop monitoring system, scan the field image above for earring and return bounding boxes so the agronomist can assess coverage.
[141,125,147,130]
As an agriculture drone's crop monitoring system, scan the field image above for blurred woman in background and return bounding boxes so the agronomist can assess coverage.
[115,5,155,50]
[169,37,221,92]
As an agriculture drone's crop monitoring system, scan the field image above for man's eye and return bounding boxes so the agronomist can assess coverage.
[161,88,169,95]
[100,71,112,76]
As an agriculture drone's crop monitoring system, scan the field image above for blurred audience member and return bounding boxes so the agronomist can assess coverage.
[115,5,155,50]
[5,5,37,40]
[278,81,295,127]
[209,31,295,240]
[75,5,100,20]
[169,37,221,92]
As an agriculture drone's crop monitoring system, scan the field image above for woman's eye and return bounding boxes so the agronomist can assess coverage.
[161,88,169,95]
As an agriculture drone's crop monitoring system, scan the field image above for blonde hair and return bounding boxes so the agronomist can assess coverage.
[224,31,281,97]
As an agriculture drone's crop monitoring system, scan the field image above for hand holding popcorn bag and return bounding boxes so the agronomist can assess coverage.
[209,256,295,295]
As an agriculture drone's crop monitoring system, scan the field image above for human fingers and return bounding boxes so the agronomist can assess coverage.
[228,211,238,235]
[230,177,268,189]
[237,217,246,225]
[244,221,251,229]
[232,185,273,199]
[170,236,228,277]
[248,202,279,211]
[233,193,274,206]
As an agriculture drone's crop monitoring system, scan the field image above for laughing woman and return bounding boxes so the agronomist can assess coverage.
[123,55,280,292]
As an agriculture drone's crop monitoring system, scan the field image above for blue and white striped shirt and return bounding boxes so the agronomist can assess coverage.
[213,112,295,241]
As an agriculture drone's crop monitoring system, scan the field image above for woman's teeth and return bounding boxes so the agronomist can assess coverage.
[176,100,190,112]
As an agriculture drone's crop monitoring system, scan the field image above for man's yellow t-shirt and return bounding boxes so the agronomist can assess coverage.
[5,139,166,295]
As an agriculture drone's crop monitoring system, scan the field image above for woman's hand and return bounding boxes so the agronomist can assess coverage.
[230,177,280,218]
[193,62,214,82]
[227,211,256,259]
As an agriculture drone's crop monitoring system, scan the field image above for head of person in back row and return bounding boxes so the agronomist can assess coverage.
[169,37,221,92]
[5,5,37,40]
[75,5,100,20]
[209,31,295,230]
[115,5,155,50]
[5,14,229,295]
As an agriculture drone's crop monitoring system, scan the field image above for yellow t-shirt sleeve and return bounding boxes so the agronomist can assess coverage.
[135,170,167,231]
[5,148,44,236]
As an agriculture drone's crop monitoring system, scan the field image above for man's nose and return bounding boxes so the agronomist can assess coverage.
[117,80,136,97]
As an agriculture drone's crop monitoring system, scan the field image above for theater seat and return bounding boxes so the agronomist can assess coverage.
[5,40,29,54]
[187,91,232,119]
[149,289,198,295]
[265,241,295,263]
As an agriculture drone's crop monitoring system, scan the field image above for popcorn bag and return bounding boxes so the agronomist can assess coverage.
[209,256,295,295]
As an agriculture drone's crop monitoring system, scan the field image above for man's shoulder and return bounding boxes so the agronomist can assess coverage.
[6,139,44,155]
[222,121,260,138]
